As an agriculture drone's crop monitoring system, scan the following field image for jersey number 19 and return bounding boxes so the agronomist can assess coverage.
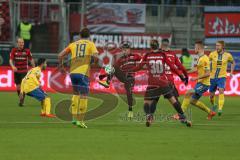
[76,44,86,57]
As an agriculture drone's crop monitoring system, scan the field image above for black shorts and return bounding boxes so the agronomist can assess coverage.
[164,85,179,99]
[14,72,27,85]
[144,84,174,101]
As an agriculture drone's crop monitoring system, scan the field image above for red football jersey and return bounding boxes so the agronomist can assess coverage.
[114,53,142,74]
[163,50,188,83]
[10,48,33,73]
[138,51,182,87]
[99,53,141,80]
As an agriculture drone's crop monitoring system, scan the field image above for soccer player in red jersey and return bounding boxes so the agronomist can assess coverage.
[98,41,142,118]
[161,38,188,101]
[132,40,191,127]
[9,38,35,106]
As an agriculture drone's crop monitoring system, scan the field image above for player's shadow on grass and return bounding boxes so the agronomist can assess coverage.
[55,93,118,121]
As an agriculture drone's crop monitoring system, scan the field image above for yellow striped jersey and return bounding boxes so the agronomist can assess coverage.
[197,54,210,86]
[209,51,234,79]
[21,67,41,93]
[65,39,98,76]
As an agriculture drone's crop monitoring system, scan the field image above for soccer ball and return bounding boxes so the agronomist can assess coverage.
[105,64,115,74]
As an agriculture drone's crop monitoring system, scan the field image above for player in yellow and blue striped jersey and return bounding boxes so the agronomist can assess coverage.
[21,58,55,118]
[58,28,99,128]
[181,41,216,120]
[209,41,235,116]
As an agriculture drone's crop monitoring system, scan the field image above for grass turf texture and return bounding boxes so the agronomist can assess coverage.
[0,92,240,160]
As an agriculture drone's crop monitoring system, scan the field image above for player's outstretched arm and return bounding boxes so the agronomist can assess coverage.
[91,54,100,66]
[27,50,35,67]
[89,41,100,66]
[175,55,188,78]
[165,55,182,76]
[187,67,197,74]
[165,55,189,84]
[191,70,210,81]
[30,59,35,67]
[58,47,71,70]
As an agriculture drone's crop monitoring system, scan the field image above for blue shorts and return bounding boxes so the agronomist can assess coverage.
[27,87,47,101]
[209,77,226,92]
[192,83,209,100]
[70,73,89,95]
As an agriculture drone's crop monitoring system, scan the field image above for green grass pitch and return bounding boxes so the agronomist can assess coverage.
[0,92,240,160]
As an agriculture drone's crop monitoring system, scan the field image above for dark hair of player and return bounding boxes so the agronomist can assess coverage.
[161,38,169,44]
[80,28,90,38]
[37,58,46,66]
[217,40,225,47]
[195,41,204,49]
[195,40,204,46]
[150,39,159,50]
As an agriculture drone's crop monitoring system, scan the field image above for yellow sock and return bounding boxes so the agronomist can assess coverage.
[79,98,88,114]
[71,95,79,115]
[210,95,216,106]
[218,94,225,110]
[43,97,51,114]
[41,101,45,114]
[194,100,210,114]
[181,97,190,113]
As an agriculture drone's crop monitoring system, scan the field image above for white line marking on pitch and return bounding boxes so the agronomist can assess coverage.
[0,121,239,127]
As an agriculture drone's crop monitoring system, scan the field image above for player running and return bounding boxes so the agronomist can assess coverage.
[131,40,191,127]
[9,38,35,106]
[20,58,55,118]
[209,41,235,116]
[181,41,216,120]
[58,28,99,128]
[98,41,142,119]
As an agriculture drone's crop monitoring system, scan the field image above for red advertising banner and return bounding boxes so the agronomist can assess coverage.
[205,13,240,37]
[204,6,240,44]
[1,67,239,96]
[86,3,146,33]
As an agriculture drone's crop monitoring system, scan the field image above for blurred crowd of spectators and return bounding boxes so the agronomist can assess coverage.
[65,0,240,6]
